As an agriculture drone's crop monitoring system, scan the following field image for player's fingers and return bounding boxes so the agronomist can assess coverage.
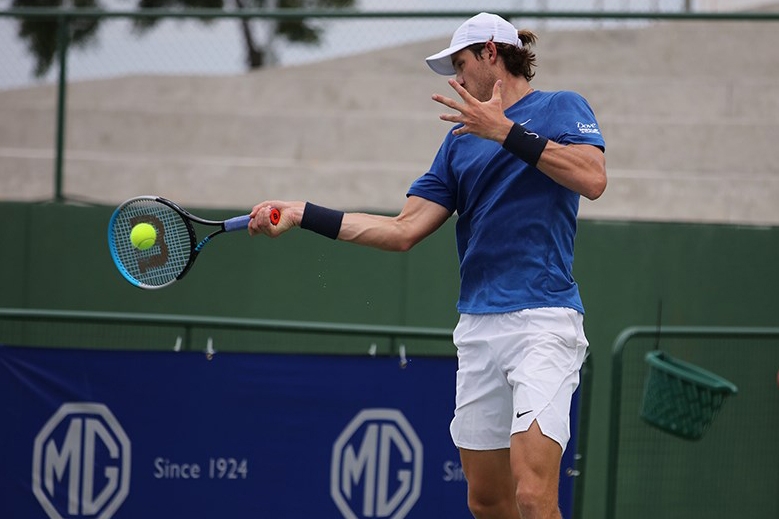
[491,79,503,101]
[431,93,461,111]
[451,126,470,136]
[247,213,261,236]
[248,204,274,236]
[249,202,269,219]
[447,78,475,102]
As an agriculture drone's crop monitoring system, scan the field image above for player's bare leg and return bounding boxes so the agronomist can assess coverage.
[460,448,521,519]
[510,421,563,519]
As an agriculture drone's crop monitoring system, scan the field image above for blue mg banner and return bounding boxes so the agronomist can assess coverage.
[0,345,580,518]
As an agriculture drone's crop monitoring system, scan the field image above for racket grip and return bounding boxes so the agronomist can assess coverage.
[224,209,280,232]
[224,215,251,232]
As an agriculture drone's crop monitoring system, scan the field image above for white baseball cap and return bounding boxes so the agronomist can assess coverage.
[425,12,522,76]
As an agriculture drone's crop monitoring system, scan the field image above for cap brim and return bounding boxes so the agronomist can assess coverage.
[425,42,471,76]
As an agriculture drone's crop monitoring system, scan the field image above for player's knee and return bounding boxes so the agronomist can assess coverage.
[515,482,558,518]
[466,496,488,518]
[467,490,513,519]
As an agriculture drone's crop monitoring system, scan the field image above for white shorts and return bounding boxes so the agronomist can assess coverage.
[449,307,589,452]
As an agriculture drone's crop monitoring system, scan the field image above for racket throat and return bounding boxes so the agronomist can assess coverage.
[195,236,212,253]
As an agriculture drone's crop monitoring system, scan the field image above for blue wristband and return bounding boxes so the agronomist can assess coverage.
[502,123,549,167]
[300,202,344,240]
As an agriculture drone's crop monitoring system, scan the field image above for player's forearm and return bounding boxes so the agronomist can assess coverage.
[324,199,451,252]
[499,122,606,200]
[250,197,449,251]
[338,213,418,252]
[536,142,607,200]
[288,204,410,251]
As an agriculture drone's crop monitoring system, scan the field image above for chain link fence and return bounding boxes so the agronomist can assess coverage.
[1,1,704,92]
[0,0,776,217]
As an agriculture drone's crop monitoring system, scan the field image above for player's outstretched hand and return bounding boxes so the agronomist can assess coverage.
[432,79,513,143]
[248,200,303,237]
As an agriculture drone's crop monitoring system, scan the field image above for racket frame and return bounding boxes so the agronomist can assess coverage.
[108,196,251,289]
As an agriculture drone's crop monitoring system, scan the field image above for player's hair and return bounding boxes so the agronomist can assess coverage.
[469,29,538,81]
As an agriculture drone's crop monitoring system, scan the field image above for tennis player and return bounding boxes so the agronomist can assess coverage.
[249,12,606,519]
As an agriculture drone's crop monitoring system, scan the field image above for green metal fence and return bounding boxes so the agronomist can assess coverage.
[607,326,779,519]
[0,307,454,358]
[2,6,778,203]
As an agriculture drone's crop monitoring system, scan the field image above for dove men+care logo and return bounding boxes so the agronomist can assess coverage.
[576,121,601,134]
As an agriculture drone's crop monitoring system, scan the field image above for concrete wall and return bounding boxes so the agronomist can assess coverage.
[1,11,778,224]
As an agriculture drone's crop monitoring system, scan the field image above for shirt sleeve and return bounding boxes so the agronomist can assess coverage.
[406,133,458,214]
[548,91,606,151]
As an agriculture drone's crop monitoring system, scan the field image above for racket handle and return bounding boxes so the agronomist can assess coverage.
[224,215,251,232]
[224,209,281,232]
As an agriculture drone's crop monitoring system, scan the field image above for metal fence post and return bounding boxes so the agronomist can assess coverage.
[54,12,69,203]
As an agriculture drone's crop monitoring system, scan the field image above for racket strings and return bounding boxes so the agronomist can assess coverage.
[110,199,193,288]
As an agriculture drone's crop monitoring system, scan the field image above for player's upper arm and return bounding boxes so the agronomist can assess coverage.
[396,195,453,249]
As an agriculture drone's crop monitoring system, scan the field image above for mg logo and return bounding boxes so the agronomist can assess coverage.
[32,402,131,519]
[331,409,423,519]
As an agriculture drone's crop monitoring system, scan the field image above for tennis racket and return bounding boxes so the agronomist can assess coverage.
[108,196,279,289]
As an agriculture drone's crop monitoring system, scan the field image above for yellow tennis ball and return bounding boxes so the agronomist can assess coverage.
[130,222,157,251]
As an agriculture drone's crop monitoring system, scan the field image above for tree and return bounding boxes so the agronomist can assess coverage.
[134,0,355,69]
[13,0,101,77]
[13,0,355,77]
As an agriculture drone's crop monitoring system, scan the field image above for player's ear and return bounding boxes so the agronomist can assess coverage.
[484,40,498,63]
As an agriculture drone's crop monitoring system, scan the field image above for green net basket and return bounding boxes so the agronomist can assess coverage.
[640,351,738,441]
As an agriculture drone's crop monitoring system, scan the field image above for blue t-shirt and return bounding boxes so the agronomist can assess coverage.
[407,90,605,314]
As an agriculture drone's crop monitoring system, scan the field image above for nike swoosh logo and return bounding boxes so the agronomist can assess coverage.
[515,410,533,419]
[519,119,532,126]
